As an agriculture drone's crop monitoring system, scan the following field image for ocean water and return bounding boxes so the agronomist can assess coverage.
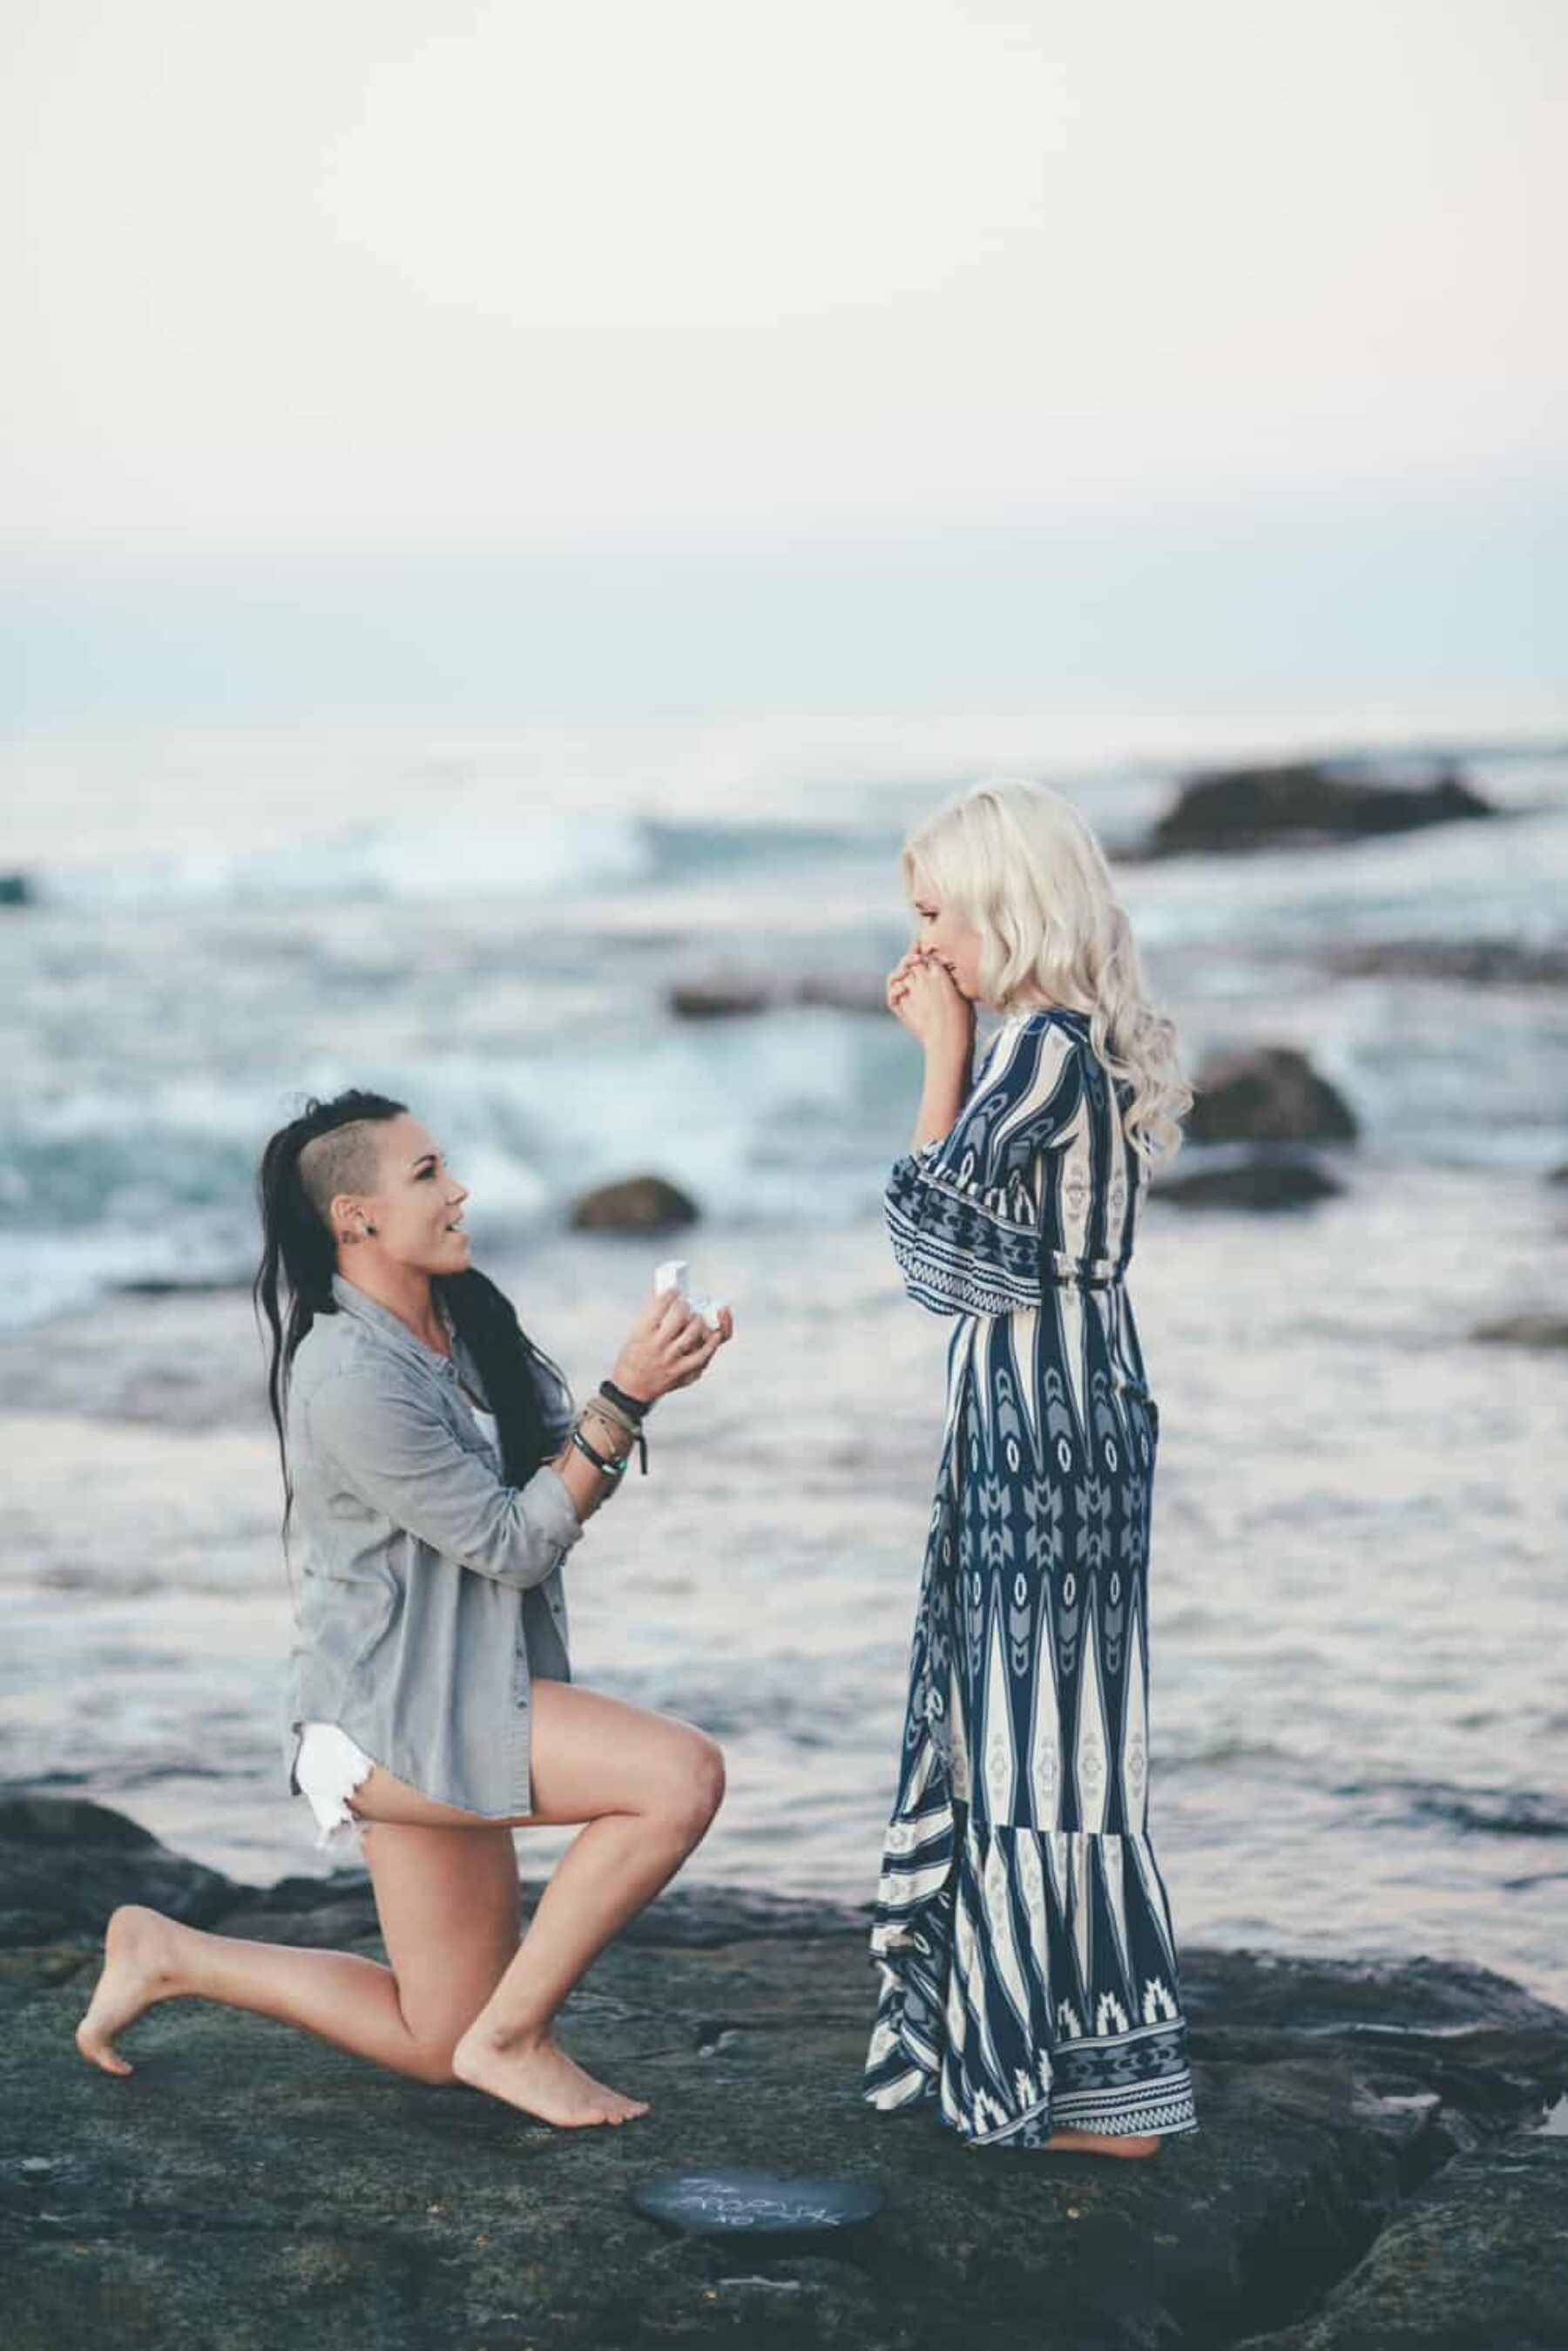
[2,714,1565,2005]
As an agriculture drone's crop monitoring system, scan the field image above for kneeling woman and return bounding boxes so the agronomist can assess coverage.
[77,1087,733,2129]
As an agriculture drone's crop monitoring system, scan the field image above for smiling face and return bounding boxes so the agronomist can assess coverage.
[329,1112,472,1275]
[909,871,984,1000]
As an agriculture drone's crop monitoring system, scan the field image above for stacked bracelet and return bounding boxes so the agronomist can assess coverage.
[593,1381,650,1476]
[571,1424,627,1480]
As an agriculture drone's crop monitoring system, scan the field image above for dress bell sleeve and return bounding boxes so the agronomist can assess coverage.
[884,1013,1085,1318]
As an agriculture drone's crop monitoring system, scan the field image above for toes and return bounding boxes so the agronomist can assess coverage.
[77,2032,132,2077]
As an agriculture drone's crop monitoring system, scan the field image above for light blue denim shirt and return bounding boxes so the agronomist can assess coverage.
[280,1272,584,1819]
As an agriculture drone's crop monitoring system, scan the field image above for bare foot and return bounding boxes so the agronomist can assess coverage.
[1046,2127,1162,2158]
[75,1904,184,2077]
[451,2024,650,2129]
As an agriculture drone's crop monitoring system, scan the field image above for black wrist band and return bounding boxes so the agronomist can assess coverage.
[600,1377,652,1419]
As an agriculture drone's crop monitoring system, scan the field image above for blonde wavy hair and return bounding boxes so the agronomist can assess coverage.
[903,778,1193,1167]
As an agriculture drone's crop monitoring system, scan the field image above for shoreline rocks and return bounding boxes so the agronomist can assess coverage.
[670,971,887,1020]
[1322,937,1568,989]
[1141,758,1498,859]
[1470,1311,1568,1350]
[4,1796,1566,2349]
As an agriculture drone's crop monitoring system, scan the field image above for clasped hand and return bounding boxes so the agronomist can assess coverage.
[885,946,975,1057]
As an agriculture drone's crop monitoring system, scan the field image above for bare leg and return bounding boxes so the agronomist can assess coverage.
[77,1681,724,2124]
[74,1820,522,2083]
[1044,2128,1161,2157]
[344,1678,724,2125]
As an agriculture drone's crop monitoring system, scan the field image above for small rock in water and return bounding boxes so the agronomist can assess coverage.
[1470,1311,1568,1349]
[1154,1149,1344,1211]
[632,2169,882,2239]
[1144,757,1496,857]
[570,1175,700,1232]
[1186,1045,1358,1146]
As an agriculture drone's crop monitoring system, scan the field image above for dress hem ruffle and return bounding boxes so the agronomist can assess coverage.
[863,1792,1201,2150]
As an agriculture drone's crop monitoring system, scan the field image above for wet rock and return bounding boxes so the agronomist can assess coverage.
[111,1277,249,1299]
[1231,2129,1568,2350]
[570,1175,700,1232]
[1324,937,1568,988]
[668,971,887,1019]
[1144,759,1497,858]
[0,1797,237,1954]
[794,972,888,1015]
[1154,1149,1346,1210]
[670,978,774,1019]
[3,1801,1566,2350]
[0,872,34,908]
[1186,1046,1359,1146]
[1470,1311,1568,1349]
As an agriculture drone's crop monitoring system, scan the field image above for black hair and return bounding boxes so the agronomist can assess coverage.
[253,1087,565,1541]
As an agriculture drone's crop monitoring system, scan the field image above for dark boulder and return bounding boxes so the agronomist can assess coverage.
[1470,1311,1568,1349]
[1324,937,1568,988]
[1145,760,1497,858]
[570,1175,700,1233]
[1155,1149,1346,1210]
[669,979,774,1019]
[668,971,888,1019]
[0,1796,237,1953]
[1186,1045,1359,1147]
[0,872,34,907]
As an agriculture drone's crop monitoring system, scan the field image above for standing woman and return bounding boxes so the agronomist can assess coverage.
[863,780,1201,2154]
[77,1088,733,2130]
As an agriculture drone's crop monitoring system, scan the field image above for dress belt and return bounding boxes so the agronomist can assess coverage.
[1041,1249,1124,1289]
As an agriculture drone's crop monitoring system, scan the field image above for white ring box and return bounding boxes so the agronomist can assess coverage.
[654,1257,727,1331]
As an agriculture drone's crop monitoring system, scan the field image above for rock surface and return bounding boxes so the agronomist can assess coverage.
[1185,1048,1358,1148]
[569,1176,701,1233]
[1322,937,1568,989]
[669,971,887,1019]
[1143,761,1497,858]
[3,1798,1565,2351]
[1153,1149,1346,1212]
[1469,1311,1568,1350]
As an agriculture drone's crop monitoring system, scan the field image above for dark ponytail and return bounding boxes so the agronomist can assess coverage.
[253,1087,570,1546]
[253,1089,407,1536]
[438,1269,566,1492]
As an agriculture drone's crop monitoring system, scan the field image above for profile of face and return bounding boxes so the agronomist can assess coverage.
[331,1113,472,1274]
[909,877,984,1001]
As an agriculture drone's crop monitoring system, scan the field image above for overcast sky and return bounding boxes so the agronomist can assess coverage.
[3,0,1563,719]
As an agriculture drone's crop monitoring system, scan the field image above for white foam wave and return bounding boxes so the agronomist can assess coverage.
[37,812,657,911]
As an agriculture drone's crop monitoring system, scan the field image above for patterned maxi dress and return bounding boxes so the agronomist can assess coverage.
[863,1004,1200,2148]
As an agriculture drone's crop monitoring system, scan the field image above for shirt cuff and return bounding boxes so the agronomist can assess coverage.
[523,1461,586,1552]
